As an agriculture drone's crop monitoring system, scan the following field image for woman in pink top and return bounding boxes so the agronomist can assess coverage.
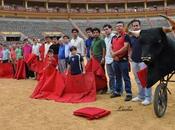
[22,39,32,61]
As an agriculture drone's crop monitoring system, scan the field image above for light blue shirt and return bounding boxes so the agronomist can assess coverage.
[64,42,71,58]
[2,49,10,61]
[104,33,115,64]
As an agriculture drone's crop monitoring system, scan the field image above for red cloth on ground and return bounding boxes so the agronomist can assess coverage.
[137,67,148,88]
[14,59,26,79]
[73,107,111,120]
[0,63,14,78]
[86,57,107,91]
[56,72,96,103]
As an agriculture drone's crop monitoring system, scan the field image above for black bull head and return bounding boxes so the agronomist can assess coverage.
[128,15,175,87]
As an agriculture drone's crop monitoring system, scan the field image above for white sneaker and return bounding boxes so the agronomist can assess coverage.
[141,99,152,106]
[132,96,143,102]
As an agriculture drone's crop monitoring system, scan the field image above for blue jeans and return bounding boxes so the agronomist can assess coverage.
[106,63,115,93]
[131,61,152,101]
[112,60,132,95]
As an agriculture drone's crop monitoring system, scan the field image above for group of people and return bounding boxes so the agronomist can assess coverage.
[0,19,152,106]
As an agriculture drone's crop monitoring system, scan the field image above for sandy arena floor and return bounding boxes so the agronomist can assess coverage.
[0,74,175,130]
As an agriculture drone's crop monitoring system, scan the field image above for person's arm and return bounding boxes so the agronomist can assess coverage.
[128,44,132,62]
[84,40,87,58]
[82,61,85,74]
[113,35,130,57]
[81,39,85,56]
[113,42,129,57]
[101,40,106,64]
[66,64,70,75]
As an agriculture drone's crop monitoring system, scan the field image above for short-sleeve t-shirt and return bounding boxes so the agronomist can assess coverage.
[91,37,106,57]
[68,53,84,75]
[129,36,142,63]
[111,33,130,59]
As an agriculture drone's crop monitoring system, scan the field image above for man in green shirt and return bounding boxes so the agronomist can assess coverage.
[91,28,106,69]
[15,43,23,60]
[91,28,107,94]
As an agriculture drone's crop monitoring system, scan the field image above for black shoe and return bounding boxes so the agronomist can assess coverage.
[110,93,121,98]
[125,95,132,101]
[98,88,107,94]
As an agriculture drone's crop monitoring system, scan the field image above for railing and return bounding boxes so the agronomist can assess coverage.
[0,8,174,19]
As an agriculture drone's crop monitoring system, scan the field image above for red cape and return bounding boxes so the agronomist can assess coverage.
[31,65,65,100]
[137,67,148,88]
[0,63,14,78]
[56,72,96,103]
[86,57,107,91]
[14,59,26,79]
[31,61,96,103]
[73,107,111,120]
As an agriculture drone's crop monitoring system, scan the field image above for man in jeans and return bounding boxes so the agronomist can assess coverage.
[103,24,116,96]
[129,19,152,105]
[111,21,132,101]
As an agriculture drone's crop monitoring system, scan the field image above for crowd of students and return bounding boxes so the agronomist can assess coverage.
[0,19,152,105]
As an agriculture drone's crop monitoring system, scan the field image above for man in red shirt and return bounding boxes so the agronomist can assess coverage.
[111,21,132,101]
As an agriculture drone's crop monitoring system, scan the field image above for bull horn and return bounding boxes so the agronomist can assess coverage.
[129,30,141,37]
[159,14,175,27]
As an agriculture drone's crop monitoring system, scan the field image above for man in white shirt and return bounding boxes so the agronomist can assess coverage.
[70,28,85,56]
[44,36,52,58]
[32,38,40,57]
[103,24,116,97]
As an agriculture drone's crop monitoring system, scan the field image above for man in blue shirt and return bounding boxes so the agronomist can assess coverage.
[58,38,66,73]
[129,19,152,105]
[85,27,93,61]
[63,35,71,67]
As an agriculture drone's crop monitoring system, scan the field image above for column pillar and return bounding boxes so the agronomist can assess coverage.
[124,2,127,10]
[164,0,167,8]
[25,0,28,9]
[86,3,88,12]
[105,3,108,12]
[2,0,4,7]
[67,3,70,13]
[144,1,147,9]
[45,2,48,10]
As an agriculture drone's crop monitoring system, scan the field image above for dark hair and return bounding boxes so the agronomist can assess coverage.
[45,36,50,39]
[103,24,112,29]
[92,28,101,33]
[130,19,141,26]
[23,38,28,42]
[63,35,70,39]
[48,49,54,54]
[85,27,93,32]
[116,21,125,26]
[70,46,77,52]
[71,28,79,33]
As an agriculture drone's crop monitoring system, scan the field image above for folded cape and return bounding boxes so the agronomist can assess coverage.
[73,107,111,120]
